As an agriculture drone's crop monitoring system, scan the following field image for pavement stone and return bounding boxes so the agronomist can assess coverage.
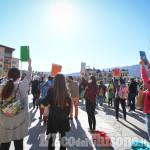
[9,96,150,150]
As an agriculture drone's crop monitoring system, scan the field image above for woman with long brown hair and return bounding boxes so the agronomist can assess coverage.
[0,59,32,150]
[42,73,71,150]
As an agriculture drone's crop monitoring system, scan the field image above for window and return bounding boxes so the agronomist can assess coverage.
[5,54,9,58]
[12,61,16,64]
[0,52,3,56]
[4,65,8,69]
[0,58,3,61]
[0,64,2,68]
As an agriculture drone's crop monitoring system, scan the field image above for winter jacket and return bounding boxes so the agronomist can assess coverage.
[42,88,71,134]
[141,67,150,114]
[42,81,53,98]
[31,80,40,95]
[129,81,137,94]
[0,65,32,143]
[82,77,97,103]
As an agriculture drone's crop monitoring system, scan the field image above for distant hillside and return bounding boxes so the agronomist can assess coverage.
[103,64,150,77]
[42,64,150,78]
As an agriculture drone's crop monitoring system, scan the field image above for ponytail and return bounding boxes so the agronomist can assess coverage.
[1,80,14,99]
[1,68,20,99]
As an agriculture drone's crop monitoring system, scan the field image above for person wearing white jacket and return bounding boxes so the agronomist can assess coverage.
[0,59,32,150]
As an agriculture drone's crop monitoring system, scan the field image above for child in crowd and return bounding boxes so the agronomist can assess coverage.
[108,88,113,107]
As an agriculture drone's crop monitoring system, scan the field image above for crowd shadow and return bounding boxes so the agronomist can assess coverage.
[66,119,114,150]
[119,120,149,141]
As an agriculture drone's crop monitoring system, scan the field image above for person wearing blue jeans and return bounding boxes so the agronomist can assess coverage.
[96,95,104,106]
[128,93,136,111]
[145,113,150,141]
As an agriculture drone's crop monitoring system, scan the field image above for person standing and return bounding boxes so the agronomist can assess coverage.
[42,73,71,150]
[31,75,40,109]
[97,80,105,106]
[67,76,79,120]
[128,78,137,112]
[113,75,128,121]
[108,88,113,107]
[0,59,32,150]
[140,59,150,141]
[79,81,86,105]
[80,70,98,133]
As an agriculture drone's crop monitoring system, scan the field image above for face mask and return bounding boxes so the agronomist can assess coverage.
[88,80,92,83]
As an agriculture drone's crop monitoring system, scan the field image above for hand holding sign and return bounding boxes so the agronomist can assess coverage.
[140,51,147,66]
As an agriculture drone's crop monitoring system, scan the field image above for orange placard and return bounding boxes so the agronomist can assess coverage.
[114,68,120,76]
[51,64,62,77]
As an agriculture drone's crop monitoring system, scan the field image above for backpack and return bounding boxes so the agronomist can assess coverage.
[99,87,104,96]
[131,141,150,150]
[0,85,24,117]
[119,85,128,99]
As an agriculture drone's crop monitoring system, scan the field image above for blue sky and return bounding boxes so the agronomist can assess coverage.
[0,0,150,74]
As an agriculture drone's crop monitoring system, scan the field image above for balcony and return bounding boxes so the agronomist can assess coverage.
[4,56,11,59]
[4,62,11,64]
[4,68,9,70]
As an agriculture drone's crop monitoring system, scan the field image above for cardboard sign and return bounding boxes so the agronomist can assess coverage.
[81,62,86,73]
[114,68,120,76]
[20,46,30,62]
[37,72,40,76]
[51,64,62,77]
[140,51,147,65]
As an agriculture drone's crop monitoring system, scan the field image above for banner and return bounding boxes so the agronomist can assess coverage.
[51,64,62,77]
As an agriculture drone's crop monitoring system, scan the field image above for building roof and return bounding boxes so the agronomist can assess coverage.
[0,45,15,51]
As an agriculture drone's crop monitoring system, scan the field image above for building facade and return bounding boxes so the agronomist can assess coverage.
[0,45,19,76]
[72,68,129,84]
[11,57,20,69]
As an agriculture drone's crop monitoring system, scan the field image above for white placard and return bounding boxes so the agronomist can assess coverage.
[81,62,86,73]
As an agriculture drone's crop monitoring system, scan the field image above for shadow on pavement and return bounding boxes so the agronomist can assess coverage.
[119,120,149,141]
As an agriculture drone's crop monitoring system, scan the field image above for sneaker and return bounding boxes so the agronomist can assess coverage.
[43,122,47,126]
[39,117,42,120]
[88,129,95,133]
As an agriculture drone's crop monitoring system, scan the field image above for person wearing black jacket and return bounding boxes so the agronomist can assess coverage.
[42,73,71,150]
[31,75,40,109]
[128,78,137,112]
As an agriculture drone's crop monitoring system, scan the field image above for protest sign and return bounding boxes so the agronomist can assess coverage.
[51,64,62,77]
[114,68,120,76]
[20,46,30,62]
[81,62,86,73]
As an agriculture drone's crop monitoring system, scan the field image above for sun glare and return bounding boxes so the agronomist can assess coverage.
[50,1,75,29]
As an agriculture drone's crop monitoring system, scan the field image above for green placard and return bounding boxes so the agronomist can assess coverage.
[20,46,30,62]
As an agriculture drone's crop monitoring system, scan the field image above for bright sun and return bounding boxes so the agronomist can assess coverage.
[50,1,75,29]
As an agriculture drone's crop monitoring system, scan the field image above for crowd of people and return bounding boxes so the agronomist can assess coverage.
[0,58,150,150]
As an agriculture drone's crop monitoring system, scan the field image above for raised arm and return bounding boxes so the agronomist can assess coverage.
[80,70,88,86]
[19,58,32,100]
[140,59,150,90]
